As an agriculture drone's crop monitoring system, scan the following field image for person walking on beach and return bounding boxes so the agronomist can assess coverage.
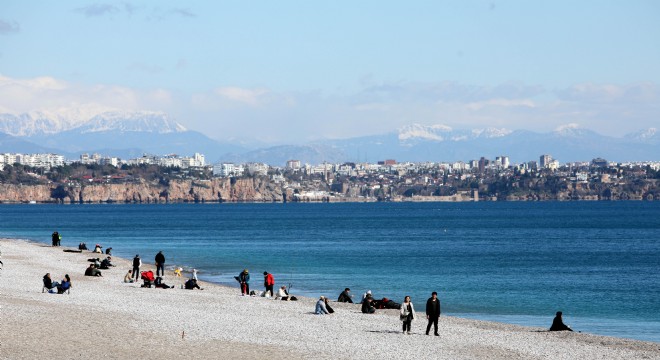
[400,296,416,335]
[132,254,141,282]
[425,291,441,336]
[238,269,250,296]
[51,231,61,246]
[549,311,573,331]
[192,268,198,281]
[263,271,275,297]
[155,251,165,277]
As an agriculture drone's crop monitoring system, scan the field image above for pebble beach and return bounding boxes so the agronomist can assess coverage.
[1,238,659,360]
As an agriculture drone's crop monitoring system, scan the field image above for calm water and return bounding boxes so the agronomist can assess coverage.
[1,202,658,342]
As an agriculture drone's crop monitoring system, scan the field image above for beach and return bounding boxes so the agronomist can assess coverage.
[1,239,658,360]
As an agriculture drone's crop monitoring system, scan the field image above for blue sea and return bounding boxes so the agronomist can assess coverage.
[1,202,658,342]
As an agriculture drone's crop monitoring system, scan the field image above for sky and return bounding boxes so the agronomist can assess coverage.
[0,1,659,144]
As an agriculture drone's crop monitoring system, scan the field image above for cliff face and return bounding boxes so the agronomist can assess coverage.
[0,178,287,203]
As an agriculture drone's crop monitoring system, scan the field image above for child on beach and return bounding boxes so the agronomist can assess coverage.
[124,270,134,283]
[174,267,183,277]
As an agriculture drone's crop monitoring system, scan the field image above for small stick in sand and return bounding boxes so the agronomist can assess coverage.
[182,330,185,340]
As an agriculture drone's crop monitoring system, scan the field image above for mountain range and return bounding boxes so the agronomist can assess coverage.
[0,111,658,165]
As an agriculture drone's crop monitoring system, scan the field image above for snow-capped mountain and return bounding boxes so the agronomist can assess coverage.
[78,111,187,134]
[397,123,512,144]
[0,110,186,136]
[625,128,658,144]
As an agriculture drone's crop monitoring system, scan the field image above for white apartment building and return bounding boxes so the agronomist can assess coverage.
[246,163,269,176]
[213,163,245,177]
[286,160,301,170]
[0,153,64,169]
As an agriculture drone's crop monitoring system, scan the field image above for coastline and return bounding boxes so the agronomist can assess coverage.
[1,238,658,359]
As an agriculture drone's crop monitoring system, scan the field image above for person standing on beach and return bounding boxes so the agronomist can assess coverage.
[132,254,141,282]
[400,296,415,335]
[51,231,60,246]
[238,269,250,296]
[425,291,441,336]
[263,271,275,297]
[155,251,165,277]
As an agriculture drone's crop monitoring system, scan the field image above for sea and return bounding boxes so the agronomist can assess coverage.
[0,202,658,342]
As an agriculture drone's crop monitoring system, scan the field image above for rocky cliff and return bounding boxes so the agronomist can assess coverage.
[0,178,289,203]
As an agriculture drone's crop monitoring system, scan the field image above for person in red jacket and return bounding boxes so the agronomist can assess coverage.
[263,271,275,297]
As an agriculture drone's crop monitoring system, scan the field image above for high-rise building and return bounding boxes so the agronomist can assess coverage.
[540,154,552,168]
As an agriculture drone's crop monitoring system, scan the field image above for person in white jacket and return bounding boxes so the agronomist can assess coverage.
[315,296,329,315]
[400,296,416,335]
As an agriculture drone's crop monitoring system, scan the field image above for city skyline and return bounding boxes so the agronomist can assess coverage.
[1,1,659,144]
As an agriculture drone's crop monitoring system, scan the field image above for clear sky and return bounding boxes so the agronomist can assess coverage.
[1,1,659,143]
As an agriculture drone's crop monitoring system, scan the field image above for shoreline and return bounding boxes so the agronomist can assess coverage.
[1,238,659,359]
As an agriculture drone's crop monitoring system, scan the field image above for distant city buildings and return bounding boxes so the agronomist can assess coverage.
[0,153,64,170]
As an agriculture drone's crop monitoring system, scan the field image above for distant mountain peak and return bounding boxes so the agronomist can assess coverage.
[398,123,452,142]
[79,111,187,134]
[0,110,187,137]
[471,127,512,138]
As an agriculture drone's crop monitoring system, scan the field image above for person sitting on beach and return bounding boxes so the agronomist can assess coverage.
[85,264,102,277]
[105,247,112,255]
[184,278,203,290]
[99,256,114,269]
[93,244,102,253]
[315,296,329,315]
[337,288,353,303]
[91,258,101,268]
[43,273,59,291]
[78,242,88,251]
[57,274,71,294]
[275,286,297,301]
[324,297,335,314]
[549,311,573,332]
[361,295,376,314]
[361,290,372,303]
[124,270,134,283]
[154,276,174,289]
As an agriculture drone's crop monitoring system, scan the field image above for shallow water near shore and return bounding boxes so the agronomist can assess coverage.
[1,202,659,342]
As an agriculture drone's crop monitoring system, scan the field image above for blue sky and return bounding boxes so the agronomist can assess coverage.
[0,1,659,143]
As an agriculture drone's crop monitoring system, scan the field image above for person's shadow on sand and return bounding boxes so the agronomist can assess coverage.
[366,330,407,335]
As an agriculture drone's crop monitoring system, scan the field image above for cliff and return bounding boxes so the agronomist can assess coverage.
[0,178,288,203]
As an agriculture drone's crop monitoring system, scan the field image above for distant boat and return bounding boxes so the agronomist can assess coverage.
[28,201,37,204]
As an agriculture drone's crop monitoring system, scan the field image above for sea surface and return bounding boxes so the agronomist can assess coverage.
[0,202,658,342]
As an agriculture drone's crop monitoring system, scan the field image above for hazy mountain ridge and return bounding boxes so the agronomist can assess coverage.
[0,112,658,164]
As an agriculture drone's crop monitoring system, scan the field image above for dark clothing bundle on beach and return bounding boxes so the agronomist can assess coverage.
[373,298,401,310]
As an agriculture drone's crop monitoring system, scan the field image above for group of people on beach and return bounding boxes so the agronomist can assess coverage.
[43,232,574,334]
[42,272,71,294]
[333,287,442,335]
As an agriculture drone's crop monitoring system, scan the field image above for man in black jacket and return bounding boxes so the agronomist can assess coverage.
[155,251,165,277]
[426,291,441,336]
[337,288,353,303]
